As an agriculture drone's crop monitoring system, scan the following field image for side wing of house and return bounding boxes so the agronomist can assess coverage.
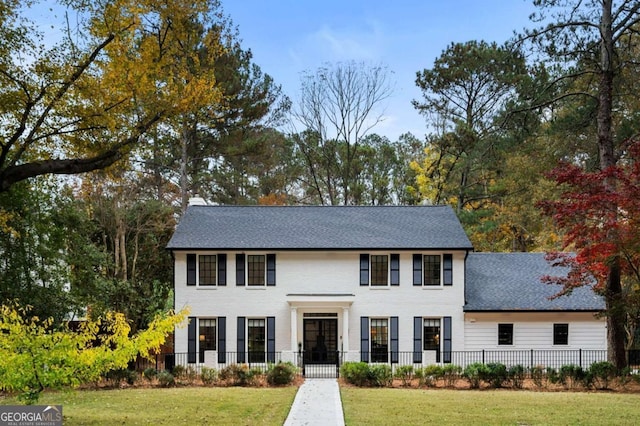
[464,252,606,367]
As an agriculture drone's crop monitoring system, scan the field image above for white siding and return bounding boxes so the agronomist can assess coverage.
[174,250,467,355]
[464,312,606,350]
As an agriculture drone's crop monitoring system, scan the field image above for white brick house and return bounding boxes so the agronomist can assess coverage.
[167,205,605,369]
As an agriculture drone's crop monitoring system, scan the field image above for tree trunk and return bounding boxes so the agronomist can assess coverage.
[180,122,190,214]
[598,0,626,368]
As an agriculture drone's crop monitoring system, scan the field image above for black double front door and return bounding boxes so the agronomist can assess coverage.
[303,318,338,364]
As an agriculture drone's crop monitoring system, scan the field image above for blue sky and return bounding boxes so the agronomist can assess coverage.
[223,0,538,140]
[24,0,538,141]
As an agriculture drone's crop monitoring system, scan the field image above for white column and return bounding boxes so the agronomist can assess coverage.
[342,307,350,352]
[290,307,298,351]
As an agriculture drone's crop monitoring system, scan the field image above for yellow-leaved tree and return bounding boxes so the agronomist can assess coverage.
[0,303,188,404]
[0,0,225,192]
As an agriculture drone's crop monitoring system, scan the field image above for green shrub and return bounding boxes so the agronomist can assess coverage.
[618,366,632,388]
[180,366,198,384]
[394,365,414,387]
[200,367,217,385]
[441,364,462,387]
[171,364,186,378]
[267,362,297,386]
[547,367,560,385]
[559,364,584,389]
[143,368,158,381]
[531,365,545,388]
[157,371,175,387]
[340,362,370,387]
[218,364,258,386]
[485,363,508,388]
[463,363,490,389]
[508,365,526,389]
[369,364,393,387]
[105,368,137,386]
[420,364,443,387]
[590,361,616,390]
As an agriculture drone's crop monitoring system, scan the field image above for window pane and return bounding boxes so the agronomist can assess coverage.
[370,255,388,286]
[423,255,441,285]
[370,318,388,362]
[199,319,216,363]
[423,319,441,351]
[248,255,265,286]
[554,323,569,345]
[199,255,216,286]
[248,319,265,362]
[498,323,513,345]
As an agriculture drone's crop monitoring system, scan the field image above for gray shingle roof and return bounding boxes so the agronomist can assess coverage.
[167,205,473,250]
[465,253,604,311]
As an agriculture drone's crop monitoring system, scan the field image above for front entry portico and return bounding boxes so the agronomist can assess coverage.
[286,294,355,372]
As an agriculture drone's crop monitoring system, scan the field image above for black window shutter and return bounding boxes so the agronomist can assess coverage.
[217,254,227,286]
[413,254,422,286]
[360,317,369,362]
[266,254,276,286]
[360,254,369,286]
[443,316,452,363]
[236,254,245,286]
[413,317,423,363]
[237,317,246,363]
[390,254,400,286]
[187,254,196,286]
[390,316,399,363]
[187,316,196,363]
[267,317,276,363]
[217,317,226,364]
[443,254,453,286]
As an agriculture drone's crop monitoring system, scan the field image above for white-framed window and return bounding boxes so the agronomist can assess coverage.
[236,254,276,286]
[248,318,266,363]
[423,318,441,351]
[413,254,453,286]
[553,323,569,345]
[360,254,400,286]
[370,318,389,362]
[198,318,216,363]
[186,253,226,287]
[498,323,513,345]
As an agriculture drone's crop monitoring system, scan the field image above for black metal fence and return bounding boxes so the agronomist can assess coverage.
[144,349,640,377]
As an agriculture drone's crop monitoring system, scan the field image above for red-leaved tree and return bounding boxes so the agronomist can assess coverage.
[540,142,640,368]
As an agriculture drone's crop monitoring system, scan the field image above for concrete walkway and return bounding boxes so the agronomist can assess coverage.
[283,379,345,426]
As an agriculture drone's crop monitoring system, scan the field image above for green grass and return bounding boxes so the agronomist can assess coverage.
[340,387,640,425]
[0,387,298,425]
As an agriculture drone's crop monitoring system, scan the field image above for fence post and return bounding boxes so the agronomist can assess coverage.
[530,349,534,369]
[482,349,485,364]
[579,349,582,369]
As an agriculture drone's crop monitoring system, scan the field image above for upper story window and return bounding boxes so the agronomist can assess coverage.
[413,254,453,286]
[236,254,276,287]
[423,255,440,286]
[360,254,399,286]
[199,255,217,286]
[370,255,388,286]
[248,255,266,286]
[186,254,226,287]
[553,323,569,345]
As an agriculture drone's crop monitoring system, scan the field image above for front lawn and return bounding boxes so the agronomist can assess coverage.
[0,387,298,425]
[340,387,640,425]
